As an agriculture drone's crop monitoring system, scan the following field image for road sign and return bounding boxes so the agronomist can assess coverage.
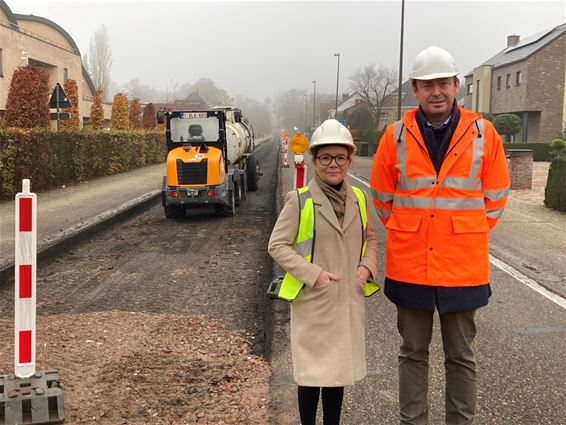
[49,112,70,120]
[49,83,72,109]
[289,133,309,155]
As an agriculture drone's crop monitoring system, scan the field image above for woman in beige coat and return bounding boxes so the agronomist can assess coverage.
[268,120,378,425]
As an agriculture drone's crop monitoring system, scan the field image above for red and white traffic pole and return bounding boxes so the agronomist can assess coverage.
[14,178,37,379]
[294,154,307,189]
[282,137,289,168]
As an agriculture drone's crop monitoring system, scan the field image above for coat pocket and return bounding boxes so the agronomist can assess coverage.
[385,213,423,232]
[451,215,490,233]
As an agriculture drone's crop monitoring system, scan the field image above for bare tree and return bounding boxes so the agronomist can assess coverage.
[349,64,397,132]
[88,25,113,99]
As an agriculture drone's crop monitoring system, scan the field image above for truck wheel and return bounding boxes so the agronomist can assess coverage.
[246,155,258,192]
[219,190,235,217]
[234,182,241,207]
[164,206,184,218]
[239,173,247,201]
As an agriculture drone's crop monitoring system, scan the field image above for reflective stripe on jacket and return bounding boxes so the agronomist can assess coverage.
[277,186,380,301]
[370,105,510,286]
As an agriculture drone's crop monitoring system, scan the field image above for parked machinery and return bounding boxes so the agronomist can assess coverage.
[157,107,259,218]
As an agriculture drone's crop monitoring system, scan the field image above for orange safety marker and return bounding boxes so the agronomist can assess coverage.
[289,133,309,188]
[14,179,37,378]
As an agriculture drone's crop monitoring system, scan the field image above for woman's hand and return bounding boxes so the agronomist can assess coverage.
[356,266,371,283]
[314,271,339,288]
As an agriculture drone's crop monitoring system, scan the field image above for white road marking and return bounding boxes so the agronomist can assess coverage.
[489,255,566,310]
[348,172,566,311]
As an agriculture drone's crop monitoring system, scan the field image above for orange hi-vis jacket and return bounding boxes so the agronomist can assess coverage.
[370,106,510,286]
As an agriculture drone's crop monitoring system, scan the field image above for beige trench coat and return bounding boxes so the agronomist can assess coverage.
[268,177,378,387]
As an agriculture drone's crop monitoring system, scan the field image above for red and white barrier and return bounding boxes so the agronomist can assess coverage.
[294,155,307,189]
[281,137,289,167]
[14,179,37,378]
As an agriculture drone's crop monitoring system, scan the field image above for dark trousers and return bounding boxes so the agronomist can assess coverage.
[397,306,477,425]
[298,386,344,425]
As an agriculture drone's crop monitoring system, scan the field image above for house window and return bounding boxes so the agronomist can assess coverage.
[467,83,473,95]
[505,74,511,88]
[516,71,522,86]
[63,68,68,81]
[0,49,3,78]
[497,76,502,90]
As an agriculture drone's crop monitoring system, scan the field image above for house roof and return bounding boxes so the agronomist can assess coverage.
[181,91,210,109]
[0,0,18,27]
[465,23,566,76]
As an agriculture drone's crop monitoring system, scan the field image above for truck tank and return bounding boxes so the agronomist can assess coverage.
[223,109,254,166]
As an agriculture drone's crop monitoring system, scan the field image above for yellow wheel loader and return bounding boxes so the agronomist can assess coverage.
[157,107,259,218]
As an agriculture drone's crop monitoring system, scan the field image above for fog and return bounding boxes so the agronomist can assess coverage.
[11,0,566,103]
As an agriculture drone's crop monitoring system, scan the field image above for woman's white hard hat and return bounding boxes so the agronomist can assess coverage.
[308,119,357,154]
[409,46,459,80]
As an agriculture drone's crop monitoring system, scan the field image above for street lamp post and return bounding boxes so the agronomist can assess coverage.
[334,53,340,119]
[312,80,317,130]
[397,0,405,120]
[304,94,308,133]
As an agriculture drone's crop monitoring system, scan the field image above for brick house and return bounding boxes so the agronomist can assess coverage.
[464,23,566,142]
[0,0,111,127]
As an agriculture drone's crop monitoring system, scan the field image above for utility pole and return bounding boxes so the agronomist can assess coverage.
[334,53,340,118]
[397,0,405,120]
[312,80,316,131]
[304,94,308,133]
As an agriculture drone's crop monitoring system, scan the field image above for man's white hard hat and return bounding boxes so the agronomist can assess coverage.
[308,119,357,154]
[409,46,459,80]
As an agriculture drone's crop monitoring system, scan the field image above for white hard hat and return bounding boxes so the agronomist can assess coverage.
[409,46,459,80]
[308,119,357,154]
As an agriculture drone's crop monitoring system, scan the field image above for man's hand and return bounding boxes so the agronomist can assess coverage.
[314,271,339,288]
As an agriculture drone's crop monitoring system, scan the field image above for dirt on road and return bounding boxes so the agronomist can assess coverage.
[0,141,279,424]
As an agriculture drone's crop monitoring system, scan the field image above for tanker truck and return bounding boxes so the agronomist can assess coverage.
[156,107,259,218]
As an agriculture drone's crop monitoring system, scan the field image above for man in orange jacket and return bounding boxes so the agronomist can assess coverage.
[370,46,510,425]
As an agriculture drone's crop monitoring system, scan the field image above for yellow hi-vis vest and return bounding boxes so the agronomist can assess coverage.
[276,186,380,301]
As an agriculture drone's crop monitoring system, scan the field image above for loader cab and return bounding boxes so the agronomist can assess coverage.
[160,110,229,171]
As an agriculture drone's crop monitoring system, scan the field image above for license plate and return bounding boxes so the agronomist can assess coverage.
[187,189,199,196]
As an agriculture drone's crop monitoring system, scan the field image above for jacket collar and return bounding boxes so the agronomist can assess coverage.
[309,177,359,234]
[402,105,483,177]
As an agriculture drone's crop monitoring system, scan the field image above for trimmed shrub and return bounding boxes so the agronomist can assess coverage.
[494,114,522,142]
[5,66,50,128]
[544,156,566,212]
[129,99,142,129]
[111,93,130,130]
[90,87,105,130]
[503,142,552,161]
[142,103,156,129]
[61,79,81,129]
[0,129,166,199]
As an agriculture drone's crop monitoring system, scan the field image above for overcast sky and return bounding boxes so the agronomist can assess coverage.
[10,0,566,102]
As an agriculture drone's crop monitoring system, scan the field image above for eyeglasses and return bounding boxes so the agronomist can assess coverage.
[316,154,350,166]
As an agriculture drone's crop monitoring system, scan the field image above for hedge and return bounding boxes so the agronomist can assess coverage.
[0,129,166,199]
[544,156,566,212]
[503,142,552,161]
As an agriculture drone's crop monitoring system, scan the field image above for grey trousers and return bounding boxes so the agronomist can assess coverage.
[396,306,477,425]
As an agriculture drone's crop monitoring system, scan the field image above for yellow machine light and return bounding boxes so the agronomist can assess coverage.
[289,133,309,155]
